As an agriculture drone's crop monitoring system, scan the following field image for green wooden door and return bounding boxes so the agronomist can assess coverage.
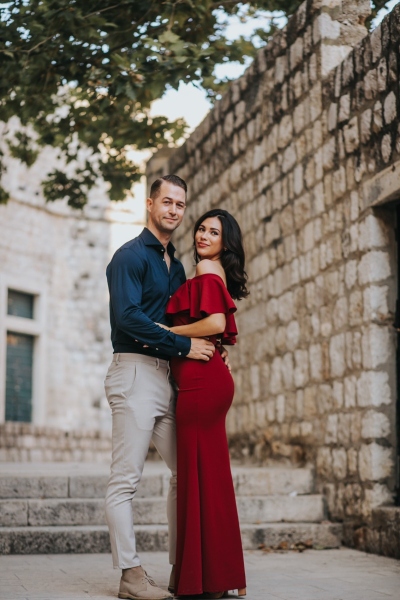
[5,332,34,422]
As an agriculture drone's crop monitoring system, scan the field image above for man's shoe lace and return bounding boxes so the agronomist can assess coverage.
[143,570,157,586]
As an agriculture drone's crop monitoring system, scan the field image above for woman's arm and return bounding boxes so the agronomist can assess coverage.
[157,313,226,338]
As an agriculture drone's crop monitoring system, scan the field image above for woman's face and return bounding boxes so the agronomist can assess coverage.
[195,217,224,261]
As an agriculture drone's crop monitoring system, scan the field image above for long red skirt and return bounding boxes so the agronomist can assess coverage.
[171,351,246,596]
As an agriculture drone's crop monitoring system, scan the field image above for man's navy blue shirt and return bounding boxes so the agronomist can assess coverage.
[106,227,191,360]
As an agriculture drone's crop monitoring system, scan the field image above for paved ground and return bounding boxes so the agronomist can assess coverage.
[0,549,398,600]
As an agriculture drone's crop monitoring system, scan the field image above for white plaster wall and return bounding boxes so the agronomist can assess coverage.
[0,123,145,431]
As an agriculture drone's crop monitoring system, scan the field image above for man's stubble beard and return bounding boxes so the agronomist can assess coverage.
[158,216,183,235]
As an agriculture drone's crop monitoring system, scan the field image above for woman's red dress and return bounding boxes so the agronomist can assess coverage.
[166,273,246,596]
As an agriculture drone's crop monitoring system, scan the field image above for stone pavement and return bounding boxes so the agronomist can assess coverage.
[0,549,399,600]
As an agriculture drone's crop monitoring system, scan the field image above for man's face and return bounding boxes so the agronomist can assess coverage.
[147,181,186,234]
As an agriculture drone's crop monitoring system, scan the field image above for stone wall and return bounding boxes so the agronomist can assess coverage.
[148,0,400,529]
[0,422,111,463]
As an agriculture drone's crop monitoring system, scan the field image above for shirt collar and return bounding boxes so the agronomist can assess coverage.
[140,227,177,257]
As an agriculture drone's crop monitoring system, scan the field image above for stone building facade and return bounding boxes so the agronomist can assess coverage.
[147,0,400,553]
[0,128,145,460]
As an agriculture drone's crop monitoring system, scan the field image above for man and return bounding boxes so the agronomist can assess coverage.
[105,174,216,600]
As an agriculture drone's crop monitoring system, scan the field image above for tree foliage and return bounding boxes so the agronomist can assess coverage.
[0,0,391,208]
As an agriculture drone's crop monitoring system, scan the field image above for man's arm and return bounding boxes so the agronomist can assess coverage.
[108,250,191,356]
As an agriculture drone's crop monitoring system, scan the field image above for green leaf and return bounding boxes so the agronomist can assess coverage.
[158,30,181,45]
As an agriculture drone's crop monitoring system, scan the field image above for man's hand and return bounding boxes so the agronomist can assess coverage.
[219,346,231,372]
[187,338,215,361]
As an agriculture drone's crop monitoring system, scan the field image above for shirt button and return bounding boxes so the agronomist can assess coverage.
[156,348,158,350]
[178,352,181,356]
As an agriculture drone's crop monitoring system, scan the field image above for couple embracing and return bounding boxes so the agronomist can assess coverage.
[104,174,248,599]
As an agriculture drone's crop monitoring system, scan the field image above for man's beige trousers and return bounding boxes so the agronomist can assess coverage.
[104,353,177,569]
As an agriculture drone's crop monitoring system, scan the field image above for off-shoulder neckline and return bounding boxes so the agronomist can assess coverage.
[188,272,227,288]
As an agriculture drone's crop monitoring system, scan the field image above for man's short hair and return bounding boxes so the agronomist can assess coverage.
[150,174,187,200]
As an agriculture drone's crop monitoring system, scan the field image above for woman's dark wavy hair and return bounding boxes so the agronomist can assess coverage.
[193,209,249,301]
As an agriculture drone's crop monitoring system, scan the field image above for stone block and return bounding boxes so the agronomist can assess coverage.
[361,410,391,439]
[320,44,352,78]
[357,370,392,408]
[269,357,283,395]
[275,55,288,84]
[325,414,338,444]
[309,82,322,122]
[294,349,309,388]
[372,100,383,133]
[317,447,332,478]
[332,448,347,479]
[0,476,68,499]
[313,12,340,42]
[360,108,372,144]
[290,37,303,71]
[293,193,311,229]
[370,25,382,64]
[233,466,314,496]
[236,494,325,524]
[281,352,294,390]
[329,334,346,378]
[333,297,348,330]
[361,323,391,370]
[276,394,285,423]
[358,251,391,285]
[359,443,393,481]
[27,499,106,527]
[364,69,377,100]
[240,522,342,550]
[363,285,389,322]
[338,94,350,123]
[223,111,234,138]
[282,143,297,173]
[358,214,389,250]
[381,133,392,163]
[278,115,293,149]
[347,448,358,476]
[344,376,357,408]
[383,92,397,124]
[376,57,387,92]
[0,500,28,527]
[235,101,246,129]
[343,117,359,154]
[349,290,363,326]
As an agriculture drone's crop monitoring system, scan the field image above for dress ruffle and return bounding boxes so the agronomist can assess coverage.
[166,273,238,345]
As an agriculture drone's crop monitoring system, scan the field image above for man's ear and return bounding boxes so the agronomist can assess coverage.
[146,197,153,212]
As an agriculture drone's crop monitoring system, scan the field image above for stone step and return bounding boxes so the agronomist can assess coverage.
[0,494,326,527]
[0,522,342,555]
[0,466,314,499]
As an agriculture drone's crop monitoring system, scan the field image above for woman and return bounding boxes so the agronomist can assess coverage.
[160,208,248,598]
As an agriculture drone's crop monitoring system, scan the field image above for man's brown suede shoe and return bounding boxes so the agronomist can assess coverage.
[118,566,172,600]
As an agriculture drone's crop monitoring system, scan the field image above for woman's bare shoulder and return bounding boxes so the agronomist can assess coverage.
[195,260,226,284]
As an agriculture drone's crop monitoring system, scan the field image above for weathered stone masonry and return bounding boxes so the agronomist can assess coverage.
[148,0,400,552]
